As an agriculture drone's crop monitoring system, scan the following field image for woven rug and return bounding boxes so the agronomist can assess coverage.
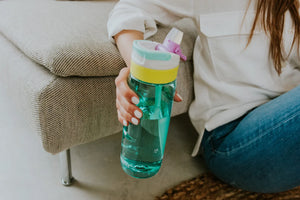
[156,173,300,200]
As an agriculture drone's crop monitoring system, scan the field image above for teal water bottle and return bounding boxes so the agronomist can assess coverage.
[120,28,186,179]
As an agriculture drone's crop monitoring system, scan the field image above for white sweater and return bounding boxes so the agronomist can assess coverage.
[107,0,300,156]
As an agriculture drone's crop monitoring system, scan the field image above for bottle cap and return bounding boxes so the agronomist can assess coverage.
[131,40,179,84]
[166,27,183,45]
[155,28,187,61]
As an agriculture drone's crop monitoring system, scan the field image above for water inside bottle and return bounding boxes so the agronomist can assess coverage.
[120,117,170,178]
[120,75,175,178]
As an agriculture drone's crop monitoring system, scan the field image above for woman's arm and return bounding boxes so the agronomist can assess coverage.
[114,30,144,67]
[107,0,190,43]
[110,1,186,126]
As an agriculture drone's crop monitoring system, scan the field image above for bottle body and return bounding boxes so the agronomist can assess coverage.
[120,74,176,178]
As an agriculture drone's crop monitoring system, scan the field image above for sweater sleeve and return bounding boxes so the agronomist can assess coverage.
[107,0,191,43]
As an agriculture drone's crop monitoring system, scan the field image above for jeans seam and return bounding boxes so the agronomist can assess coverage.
[213,109,300,155]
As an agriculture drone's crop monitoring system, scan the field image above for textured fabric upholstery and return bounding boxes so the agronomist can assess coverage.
[0,33,194,153]
[0,34,56,151]
[0,1,120,77]
[0,1,197,154]
[0,1,195,78]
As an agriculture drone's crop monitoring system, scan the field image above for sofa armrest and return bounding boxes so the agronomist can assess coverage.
[0,1,197,77]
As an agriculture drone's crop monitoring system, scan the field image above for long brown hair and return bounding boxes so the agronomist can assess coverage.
[248,0,300,74]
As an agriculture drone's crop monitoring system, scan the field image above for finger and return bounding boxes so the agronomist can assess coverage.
[174,91,183,102]
[116,67,130,81]
[116,99,140,125]
[117,110,128,126]
[117,81,139,105]
[115,68,140,105]
[116,99,132,122]
[116,95,143,119]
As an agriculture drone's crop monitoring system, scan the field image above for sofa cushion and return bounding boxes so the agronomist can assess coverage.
[0,1,197,77]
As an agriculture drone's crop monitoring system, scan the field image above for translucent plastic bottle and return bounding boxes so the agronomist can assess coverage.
[120,28,186,179]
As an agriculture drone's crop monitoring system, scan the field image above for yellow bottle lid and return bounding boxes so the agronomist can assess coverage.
[130,40,180,84]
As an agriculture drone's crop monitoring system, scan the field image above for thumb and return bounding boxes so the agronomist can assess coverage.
[174,91,183,102]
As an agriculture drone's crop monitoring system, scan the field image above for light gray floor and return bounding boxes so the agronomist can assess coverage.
[0,88,207,200]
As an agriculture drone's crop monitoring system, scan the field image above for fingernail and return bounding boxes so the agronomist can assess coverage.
[134,110,142,119]
[131,117,138,125]
[123,120,128,127]
[131,97,139,105]
[177,93,183,101]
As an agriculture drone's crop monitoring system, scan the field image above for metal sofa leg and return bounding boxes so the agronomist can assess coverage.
[59,149,74,186]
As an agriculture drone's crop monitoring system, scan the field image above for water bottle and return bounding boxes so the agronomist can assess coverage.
[120,28,186,179]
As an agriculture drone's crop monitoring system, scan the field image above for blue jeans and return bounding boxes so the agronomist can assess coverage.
[201,84,300,193]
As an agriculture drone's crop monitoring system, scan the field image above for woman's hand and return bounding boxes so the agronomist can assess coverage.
[174,91,183,102]
[115,67,183,126]
[115,67,142,126]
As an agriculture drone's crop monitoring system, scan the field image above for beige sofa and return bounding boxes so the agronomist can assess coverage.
[0,0,197,185]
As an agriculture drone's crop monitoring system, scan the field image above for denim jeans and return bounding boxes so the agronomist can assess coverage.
[201,84,300,193]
